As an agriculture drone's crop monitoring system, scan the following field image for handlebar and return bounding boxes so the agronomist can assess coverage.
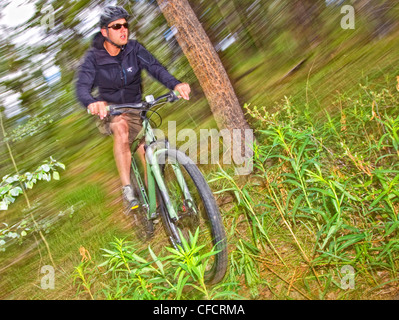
[87,91,180,116]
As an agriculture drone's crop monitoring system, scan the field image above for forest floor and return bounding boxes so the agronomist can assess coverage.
[1,26,399,300]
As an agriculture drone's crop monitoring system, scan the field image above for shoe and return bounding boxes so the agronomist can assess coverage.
[122,185,140,212]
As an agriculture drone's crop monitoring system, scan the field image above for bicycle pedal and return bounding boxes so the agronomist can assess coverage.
[124,204,140,217]
[128,199,140,211]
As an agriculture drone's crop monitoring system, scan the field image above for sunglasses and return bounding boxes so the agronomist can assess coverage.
[107,22,129,30]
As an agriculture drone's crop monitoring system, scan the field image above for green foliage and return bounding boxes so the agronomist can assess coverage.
[3,115,53,143]
[229,240,263,298]
[212,85,399,298]
[0,220,30,252]
[72,260,96,300]
[3,0,399,301]
[72,228,240,300]
[209,164,286,266]
[0,157,65,210]
[0,200,83,253]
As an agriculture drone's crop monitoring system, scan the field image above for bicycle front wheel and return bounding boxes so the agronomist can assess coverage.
[156,149,227,284]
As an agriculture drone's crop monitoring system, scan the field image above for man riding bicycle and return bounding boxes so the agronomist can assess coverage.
[75,6,191,211]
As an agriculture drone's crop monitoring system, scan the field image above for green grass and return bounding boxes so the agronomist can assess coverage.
[71,228,240,300]
[209,83,399,299]
[2,22,399,300]
[60,82,399,301]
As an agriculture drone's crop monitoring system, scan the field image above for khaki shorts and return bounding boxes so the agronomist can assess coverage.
[96,110,143,145]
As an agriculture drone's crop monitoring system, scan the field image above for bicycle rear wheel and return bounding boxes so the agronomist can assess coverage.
[156,149,227,284]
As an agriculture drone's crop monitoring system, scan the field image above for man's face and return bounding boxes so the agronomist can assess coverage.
[101,18,129,46]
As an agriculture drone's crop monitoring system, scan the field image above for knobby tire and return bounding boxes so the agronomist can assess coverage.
[156,149,228,284]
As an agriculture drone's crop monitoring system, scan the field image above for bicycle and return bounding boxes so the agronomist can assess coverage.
[107,91,228,284]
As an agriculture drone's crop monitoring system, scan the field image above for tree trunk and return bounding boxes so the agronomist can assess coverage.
[156,0,252,166]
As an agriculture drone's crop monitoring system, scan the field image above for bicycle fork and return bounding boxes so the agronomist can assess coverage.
[146,146,197,222]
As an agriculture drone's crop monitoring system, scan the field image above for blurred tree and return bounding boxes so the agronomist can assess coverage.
[156,0,252,158]
[188,1,241,100]
[229,0,267,53]
[289,0,326,50]
[354,0,398,39]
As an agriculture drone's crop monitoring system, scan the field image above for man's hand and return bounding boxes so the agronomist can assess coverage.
[174,83,191,100]
[88,101,108,120]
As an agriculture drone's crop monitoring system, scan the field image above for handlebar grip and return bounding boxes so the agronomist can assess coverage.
[87,106,111,114]
[170,90,180,102]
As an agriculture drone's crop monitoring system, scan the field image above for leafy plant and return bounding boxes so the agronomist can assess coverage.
[3,115,53,143]
[73,228,240,300]
[229,239,262,298]
[0,156,65,210]
[214,85,399,298]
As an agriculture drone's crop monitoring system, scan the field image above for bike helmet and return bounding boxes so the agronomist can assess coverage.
[99,6,130,28]
[99,6,130,49]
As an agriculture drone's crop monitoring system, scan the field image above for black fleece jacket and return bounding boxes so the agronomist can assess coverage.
[75,32,181,108]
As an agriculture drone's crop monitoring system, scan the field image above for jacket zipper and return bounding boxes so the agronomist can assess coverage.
[119,63,127,103]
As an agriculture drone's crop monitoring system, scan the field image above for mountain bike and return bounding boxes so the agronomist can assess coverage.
[107,91,228,284]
